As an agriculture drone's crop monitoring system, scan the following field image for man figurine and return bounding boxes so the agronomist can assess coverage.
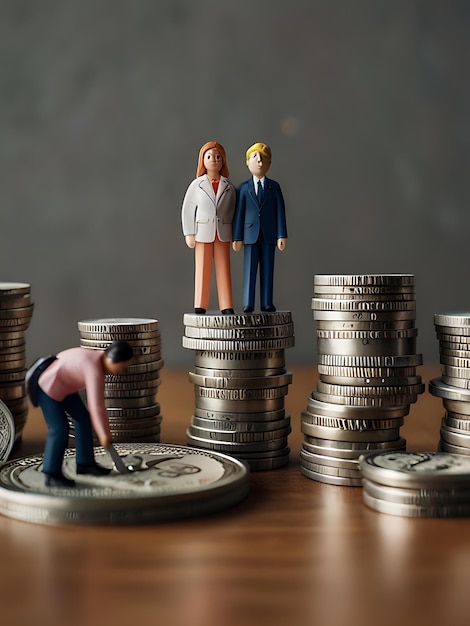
[232,142,287,313]
[27,340,133,487]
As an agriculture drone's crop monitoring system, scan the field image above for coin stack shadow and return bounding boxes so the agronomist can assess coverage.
[75,318,163,442]
[430,313,470,455]
[300,274,424,486]
[182,311,295,471]
[0,283,34,447]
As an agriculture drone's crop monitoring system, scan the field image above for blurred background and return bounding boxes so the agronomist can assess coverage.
[1,0,469,368]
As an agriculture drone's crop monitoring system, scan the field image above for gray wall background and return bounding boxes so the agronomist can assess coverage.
[1,0,469,368]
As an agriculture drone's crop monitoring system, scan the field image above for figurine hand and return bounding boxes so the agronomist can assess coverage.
[185,235,196,249]
[277,238,287,251]
[232,241,243,252]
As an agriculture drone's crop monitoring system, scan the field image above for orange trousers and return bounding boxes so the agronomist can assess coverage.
[194,238,233,311]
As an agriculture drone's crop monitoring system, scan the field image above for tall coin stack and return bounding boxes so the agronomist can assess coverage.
[300,274,424,486]
[0,283,34,446]
[430,313,470,456]
[182,311,294,471]
[77,318,163,442]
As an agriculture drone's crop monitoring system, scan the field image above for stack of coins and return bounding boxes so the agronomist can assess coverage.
[430,313,470,455]
[182,312,294,471]
[77,318,163,442]
[360,450,470,517]
[0,283,34,446]
[300,274,424,486]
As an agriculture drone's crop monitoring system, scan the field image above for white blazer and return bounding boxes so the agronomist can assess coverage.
[181,175,236,243]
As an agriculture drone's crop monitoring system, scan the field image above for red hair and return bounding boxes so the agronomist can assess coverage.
[196,141,229,177]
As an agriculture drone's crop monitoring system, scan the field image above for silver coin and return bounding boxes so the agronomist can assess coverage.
[317,364,417,378]
[440,355,470,368]
[442,376,470,390]
[300,448,359,470]
[317,353,423,368]
[299,463,363,486]
[191,415,291,433]
[439,347,470,360]
[363,477,470,507]
[185,323,294,340]
[316,380,424,398]
[435,325,470,337]
[78,318,159,332]
[443,414,470,431]
[194,350,286,369]
[194,397,286,413]
[0,399,15,461]
[183,311,293,328]
[301,422,401,442]
[105,370,162,384]
[312,390,417,407]
[429,377,470,402]
[105,396,158,408]
[359,450,470,488]
[313,274,415,287]
[438,439,470,456]
[319,374,422,387]
[302,436,406,460]
[434,313,470,328]
[0,443,250,525]
[312,298,416,312]
[186,430,288,453]
[313,309,417,322]
[182,336,295,352]
[362,489,470,517]
[442,364,470,380]
[317,337,417,357]
[246,454,290,471]
[106,404,161,419]
[301,410,404,431]
[316,328,418,341]
[436,332,470,345]
[442,398,470,416]
[80,338,161,353]
[194,365,286,378]
[439,425,470,447]
[194,385,289,401]
[189,371,292,390]
[313,292,416,302]
[193,406,286,422]
[79,330,161,341]
[307,395,409,419]
[315,320,415,331]
[300,456,362,479]
[188,424,291,443]
[104,379,161,392]
[313,283,415,295]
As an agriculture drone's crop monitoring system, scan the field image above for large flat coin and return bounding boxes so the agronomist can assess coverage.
[0,443,250,525]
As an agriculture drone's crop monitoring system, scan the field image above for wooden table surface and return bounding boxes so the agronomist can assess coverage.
[2,365,470,626]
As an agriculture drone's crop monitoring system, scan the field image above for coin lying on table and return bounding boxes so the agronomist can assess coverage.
[0,399,15,462]
[0,443,250,525]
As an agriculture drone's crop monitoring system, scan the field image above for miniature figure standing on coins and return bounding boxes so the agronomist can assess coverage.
[233,142,287,313]
[181,141,237,315]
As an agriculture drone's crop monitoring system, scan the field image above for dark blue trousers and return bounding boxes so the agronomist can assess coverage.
[243,240,276,310]
[37,388,95,474]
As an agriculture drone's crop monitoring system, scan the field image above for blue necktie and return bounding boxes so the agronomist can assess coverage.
[257,180,264,206]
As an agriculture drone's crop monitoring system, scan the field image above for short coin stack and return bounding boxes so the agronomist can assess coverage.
[430,313,470,455]
[77,318,163,442]
[183,311,294,471]
[300,274,424,486]
[0,283,34,446]
[360,450,470,517]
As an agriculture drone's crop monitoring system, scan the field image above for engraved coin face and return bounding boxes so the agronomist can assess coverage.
[0,400,15,462]
[360,451,470,488]
[0,444,250,525]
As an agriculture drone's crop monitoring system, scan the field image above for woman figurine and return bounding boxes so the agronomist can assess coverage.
[181,141,236,314]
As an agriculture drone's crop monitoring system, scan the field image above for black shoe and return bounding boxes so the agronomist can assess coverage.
[44,472,76,488]
[243,306,254,313]
[76,462,112,476]
[221,308,234,314]
[194,307,206,314]
[261,305,276,312]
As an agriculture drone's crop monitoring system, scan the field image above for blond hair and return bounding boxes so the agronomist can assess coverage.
[245,142,272,162]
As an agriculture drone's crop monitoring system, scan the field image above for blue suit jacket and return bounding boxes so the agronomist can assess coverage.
[233,177,287,245]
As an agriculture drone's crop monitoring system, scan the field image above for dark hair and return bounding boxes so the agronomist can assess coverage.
[105,341,133,363]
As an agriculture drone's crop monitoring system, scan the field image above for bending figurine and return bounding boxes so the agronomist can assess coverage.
[232,142,287,312]
[181,141,236,314]
[27,341,133,487]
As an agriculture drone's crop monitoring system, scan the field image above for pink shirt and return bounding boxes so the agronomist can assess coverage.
[39,347,110,443]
